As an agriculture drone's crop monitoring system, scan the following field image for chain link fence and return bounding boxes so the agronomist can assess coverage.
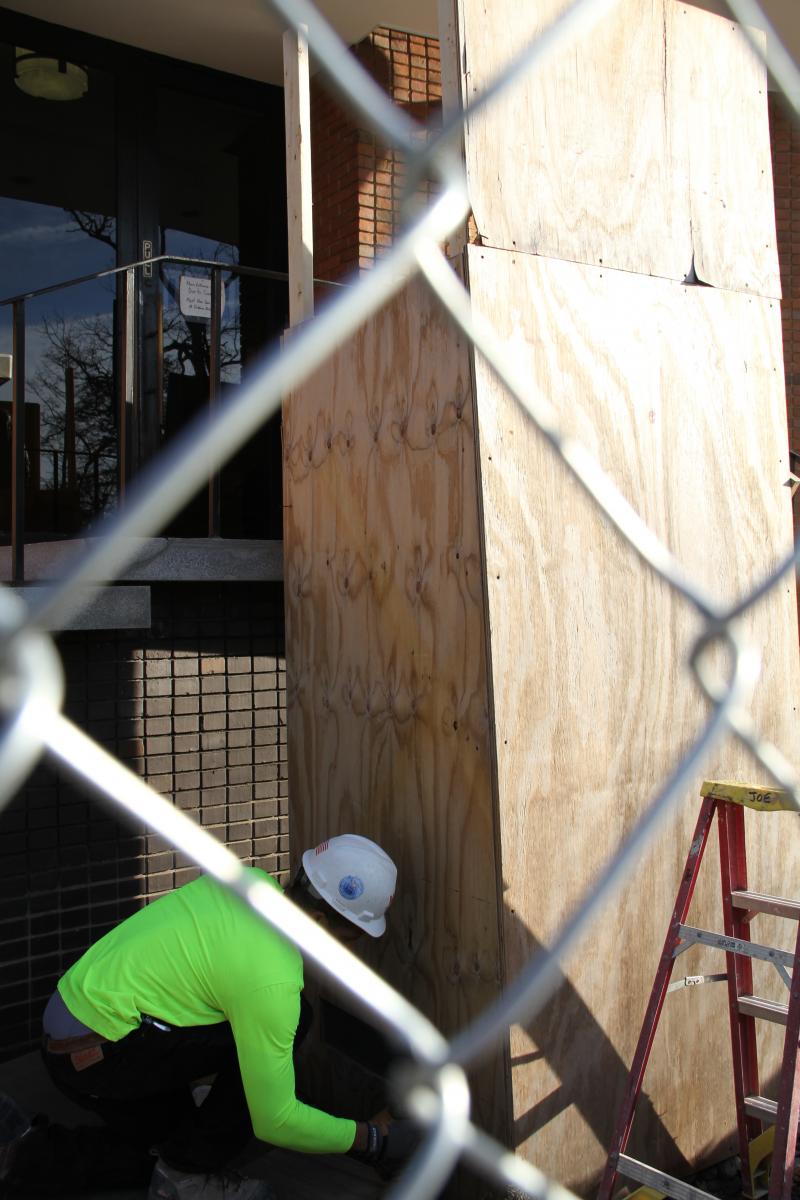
[1,1,799,1196]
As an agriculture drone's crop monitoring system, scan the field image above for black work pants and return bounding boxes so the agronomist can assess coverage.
[44,1019,252,1172]
[7,999,313,1196]
[8,1022,251,1196]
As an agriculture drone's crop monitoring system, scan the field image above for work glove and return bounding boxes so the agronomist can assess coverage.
[351,1119,421,1180]
[374,1120,423,1181]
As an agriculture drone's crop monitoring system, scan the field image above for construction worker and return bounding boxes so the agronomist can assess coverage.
[0,835,414,1199]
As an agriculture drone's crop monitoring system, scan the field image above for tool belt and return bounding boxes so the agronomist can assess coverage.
[44,1013,174,1054]
[43,1029,109,1071]
[43,1030,108,1055]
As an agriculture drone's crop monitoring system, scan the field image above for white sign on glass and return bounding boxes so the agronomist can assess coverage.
[179,275,226,322]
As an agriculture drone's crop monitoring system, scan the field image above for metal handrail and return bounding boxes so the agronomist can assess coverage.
[4,254,337,582]
[0,253,345,308]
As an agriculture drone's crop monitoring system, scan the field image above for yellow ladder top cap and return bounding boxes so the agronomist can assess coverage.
[700,780,795,812]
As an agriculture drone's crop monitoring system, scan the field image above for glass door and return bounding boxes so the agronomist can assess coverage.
[156,85,288,538]
[0,40,117,543]
[0,24,289,555]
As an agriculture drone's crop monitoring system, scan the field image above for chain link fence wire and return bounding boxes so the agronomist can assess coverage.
[1,0,800,1196]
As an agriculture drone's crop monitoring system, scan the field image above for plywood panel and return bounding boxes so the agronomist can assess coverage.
[671,6,778,293]
[467,243,799,1189]
[455,0,780,297]
[283,279,508,1147]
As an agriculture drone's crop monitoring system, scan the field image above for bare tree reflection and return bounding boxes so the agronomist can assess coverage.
[24,209,241,533]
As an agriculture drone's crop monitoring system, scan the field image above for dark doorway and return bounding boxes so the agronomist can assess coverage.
[0,39,117,542]
[0,13,288,546]
[155,84,288,538]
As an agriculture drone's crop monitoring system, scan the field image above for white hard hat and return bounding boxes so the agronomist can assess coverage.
[302,834,397,938]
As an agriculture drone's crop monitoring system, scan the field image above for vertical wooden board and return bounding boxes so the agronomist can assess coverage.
[467,244,800,1189]
[437,0,464,123]
[670,5,779,295]
[454,0,780,296]
[282,279,509,1146]
[284,26,314,327]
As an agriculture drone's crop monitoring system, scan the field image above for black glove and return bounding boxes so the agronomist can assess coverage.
[349,1122,385,1167]
[374,1120,422,1181]
[350,1120,422,1180]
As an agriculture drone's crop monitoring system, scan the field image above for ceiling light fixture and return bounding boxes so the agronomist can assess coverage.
[14,48,88,101]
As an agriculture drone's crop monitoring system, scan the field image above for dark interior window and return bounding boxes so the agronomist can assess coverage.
[0,31,287,546]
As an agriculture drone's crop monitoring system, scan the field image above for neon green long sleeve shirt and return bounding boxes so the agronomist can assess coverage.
[58,869,356,1155]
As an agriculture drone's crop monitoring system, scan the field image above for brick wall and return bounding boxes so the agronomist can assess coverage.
[770,94,800,460]
[312,26,442,282]
[0,581,288,1062]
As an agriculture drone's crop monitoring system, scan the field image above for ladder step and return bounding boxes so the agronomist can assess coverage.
[738,994,789,1025]
[675,925,795,975]
[731,890,800,922]
[744,1095,778,1121]
[617,1154,718,1200]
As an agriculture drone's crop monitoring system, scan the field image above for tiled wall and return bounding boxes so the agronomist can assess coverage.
[0,582,288,1061]
[312,26,442,282]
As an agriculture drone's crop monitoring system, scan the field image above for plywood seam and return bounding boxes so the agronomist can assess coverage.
[460,243,515,1142]
[467,237,784,303]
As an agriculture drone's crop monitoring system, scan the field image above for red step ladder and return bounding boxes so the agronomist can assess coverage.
[598,780,800,1200]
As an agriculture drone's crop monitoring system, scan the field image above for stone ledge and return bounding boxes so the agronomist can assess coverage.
[0,538,284,584]
[11,585,152,630]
